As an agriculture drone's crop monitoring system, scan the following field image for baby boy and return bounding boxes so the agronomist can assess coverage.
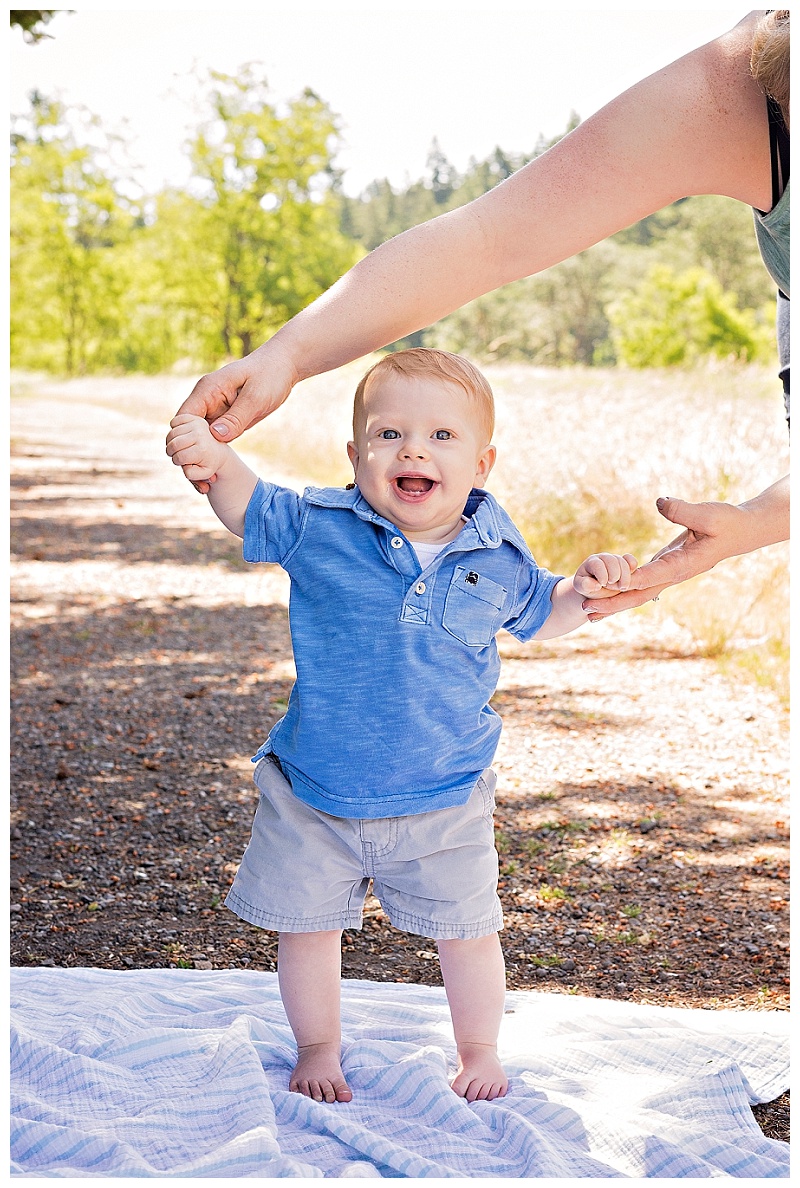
[166,348,637,1104]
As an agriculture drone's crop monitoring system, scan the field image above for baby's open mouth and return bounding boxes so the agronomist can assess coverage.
[395,476,435,494]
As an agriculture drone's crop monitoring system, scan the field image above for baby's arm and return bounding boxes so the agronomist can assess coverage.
[166,414,258,537]
[533,553,638,640]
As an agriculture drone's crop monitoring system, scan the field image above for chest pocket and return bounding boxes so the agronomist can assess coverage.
[442,566,508,647]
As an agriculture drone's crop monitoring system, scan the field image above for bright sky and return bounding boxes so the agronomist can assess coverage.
[11,3,750,198]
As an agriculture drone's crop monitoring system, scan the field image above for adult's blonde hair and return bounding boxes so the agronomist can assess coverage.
[751,9,790,125]
[353,348,495,441]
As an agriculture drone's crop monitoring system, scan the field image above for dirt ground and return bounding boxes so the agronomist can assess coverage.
[10,380,789,1142]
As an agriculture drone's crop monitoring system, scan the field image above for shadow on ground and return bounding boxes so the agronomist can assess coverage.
[10,596,788,1011]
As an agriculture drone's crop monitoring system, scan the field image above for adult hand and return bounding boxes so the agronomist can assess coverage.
[175,339,300,491]
[581,496,765,621]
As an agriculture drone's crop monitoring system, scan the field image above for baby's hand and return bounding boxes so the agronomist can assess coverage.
[166,413,229,485]
[573,553,638,599]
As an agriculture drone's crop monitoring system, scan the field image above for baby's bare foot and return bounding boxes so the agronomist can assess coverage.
[289,1042,353,1103]
[451,1042,508,1102]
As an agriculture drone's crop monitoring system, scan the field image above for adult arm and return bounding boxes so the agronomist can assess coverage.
[581,475,790,620]
[178,11,771,444]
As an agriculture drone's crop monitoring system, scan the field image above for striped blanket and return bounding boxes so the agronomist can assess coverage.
[10,967,789,1178]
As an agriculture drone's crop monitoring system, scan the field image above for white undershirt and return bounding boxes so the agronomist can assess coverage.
[410,540,447,569]
[409,516,469,570]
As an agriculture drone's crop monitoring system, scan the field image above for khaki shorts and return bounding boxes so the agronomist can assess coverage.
[225,757,503,939]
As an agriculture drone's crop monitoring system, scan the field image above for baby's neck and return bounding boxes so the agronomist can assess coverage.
[405,515,467,546]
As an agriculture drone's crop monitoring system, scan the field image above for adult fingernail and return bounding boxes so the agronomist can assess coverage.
[213,421,230,439]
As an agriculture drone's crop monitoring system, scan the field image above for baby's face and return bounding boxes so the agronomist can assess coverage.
[347,373,495,543]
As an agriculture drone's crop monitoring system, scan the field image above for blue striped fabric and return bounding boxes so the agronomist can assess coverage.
[10,968,789,1178]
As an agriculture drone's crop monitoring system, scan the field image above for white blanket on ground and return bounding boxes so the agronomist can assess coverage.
[10,967,789,1179]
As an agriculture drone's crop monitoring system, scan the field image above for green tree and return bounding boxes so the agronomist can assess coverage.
[649,194,776,310]
[10,10,64,43]
[11,72,363,374]
[524,243,627,365]
[186,67,361,359]
[11,93,138,373]
[608,264,774,367]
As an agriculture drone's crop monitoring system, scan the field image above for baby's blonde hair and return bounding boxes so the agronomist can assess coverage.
[353,348,495,441]
[751,9,790,125]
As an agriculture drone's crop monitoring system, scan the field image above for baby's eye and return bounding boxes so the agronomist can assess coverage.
[378,429,400,440]
[433,429,452,440]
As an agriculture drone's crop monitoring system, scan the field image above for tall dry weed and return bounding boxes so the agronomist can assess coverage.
[486,362,789,698]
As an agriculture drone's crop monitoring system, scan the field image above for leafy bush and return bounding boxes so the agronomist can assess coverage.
[608,265,774,367]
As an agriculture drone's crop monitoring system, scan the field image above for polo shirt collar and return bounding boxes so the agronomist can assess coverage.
[303,484,534,561]
[462,490,535,561]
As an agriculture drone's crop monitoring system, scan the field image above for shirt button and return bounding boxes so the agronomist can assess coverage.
[414,581,426,595]
[390,537,404,549]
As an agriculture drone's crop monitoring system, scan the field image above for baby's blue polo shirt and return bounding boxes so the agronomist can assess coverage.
[243,479,561,819]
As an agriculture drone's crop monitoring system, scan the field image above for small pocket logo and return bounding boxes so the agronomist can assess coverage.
[465,571,479,585]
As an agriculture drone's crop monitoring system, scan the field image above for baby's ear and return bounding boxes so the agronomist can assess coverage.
[346,440,359,476]
[475,444,497,487]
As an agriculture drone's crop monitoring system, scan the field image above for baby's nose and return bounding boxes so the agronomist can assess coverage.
[401,437,429,459]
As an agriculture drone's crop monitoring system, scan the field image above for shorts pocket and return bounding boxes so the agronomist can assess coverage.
[476,769,497,820]
[253,756,274,790]
[442,566,507,646]
[253,753,290,800]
